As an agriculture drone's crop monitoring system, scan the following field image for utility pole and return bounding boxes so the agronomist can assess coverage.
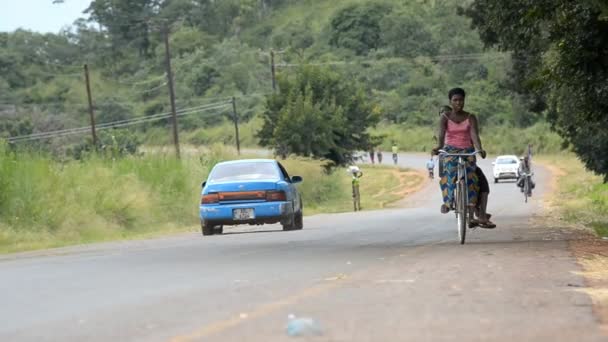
[163,24,180,159]
[232,97,241,155]
[270,50,276,92]
[83,64,98,149]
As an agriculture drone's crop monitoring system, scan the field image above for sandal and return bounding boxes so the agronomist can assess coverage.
[469,219,479,228]
[440,204,450,214]
[479,221,496,229]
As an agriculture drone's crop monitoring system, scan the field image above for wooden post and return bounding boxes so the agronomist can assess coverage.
[83,64,97,148]
[163,25,180,159]
[270,50,276,92]
[232,97,241,155]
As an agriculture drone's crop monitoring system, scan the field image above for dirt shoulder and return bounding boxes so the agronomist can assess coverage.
[537,161,608,333]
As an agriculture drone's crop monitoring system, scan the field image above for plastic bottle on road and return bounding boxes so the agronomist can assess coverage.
[286,314,323,337]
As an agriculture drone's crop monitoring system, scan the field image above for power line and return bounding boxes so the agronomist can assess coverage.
[40,62,82,71]
[30,69,82,78]
[7,105,228,143]
[131,81,168,94]
[7,101,231,143]
[176,92,271,107]
[9,101,230,140]
[117,73,167,86]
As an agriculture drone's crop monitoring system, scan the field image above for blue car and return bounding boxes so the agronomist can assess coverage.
[199,159,303,235]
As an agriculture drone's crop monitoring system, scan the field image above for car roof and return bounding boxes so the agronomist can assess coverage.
[214,159,277,166]
[495,155,518,160]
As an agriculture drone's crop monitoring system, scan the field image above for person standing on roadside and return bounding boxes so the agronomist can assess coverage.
[391,142,399,165]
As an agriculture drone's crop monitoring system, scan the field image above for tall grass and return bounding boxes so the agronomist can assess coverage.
[0,142,215,252]
[182,117,262,148]
[538,154,608,237]
[0,142,407,253]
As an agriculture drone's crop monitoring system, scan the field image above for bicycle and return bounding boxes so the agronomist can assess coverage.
[438,149,481,244]
[520,171,533,203]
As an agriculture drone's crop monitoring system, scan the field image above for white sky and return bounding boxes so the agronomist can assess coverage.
[0,0,92,33]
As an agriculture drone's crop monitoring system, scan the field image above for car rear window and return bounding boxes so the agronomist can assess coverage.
[496,158,517,164]
[209,162,279,181]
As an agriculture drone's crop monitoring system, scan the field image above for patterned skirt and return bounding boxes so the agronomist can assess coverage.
[439,145,479,207]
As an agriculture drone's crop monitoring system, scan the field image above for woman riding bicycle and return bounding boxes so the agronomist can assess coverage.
[432,88,495,228]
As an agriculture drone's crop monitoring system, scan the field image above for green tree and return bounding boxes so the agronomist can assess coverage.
[463,0,608,180]
[86,0,161,57]
[329,2,392,55]
[380,11,438,58]
[258,65,381,169]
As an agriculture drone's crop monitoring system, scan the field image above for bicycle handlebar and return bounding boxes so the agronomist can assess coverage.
[437,149,482,157]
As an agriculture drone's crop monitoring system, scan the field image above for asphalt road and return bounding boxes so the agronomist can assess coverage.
[0,153,605,341]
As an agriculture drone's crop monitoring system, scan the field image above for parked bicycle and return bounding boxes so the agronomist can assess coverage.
[438,149,481,244]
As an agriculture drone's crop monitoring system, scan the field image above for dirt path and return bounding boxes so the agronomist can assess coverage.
[371,168,427,203]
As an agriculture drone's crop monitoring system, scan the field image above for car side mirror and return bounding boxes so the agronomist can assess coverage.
[201,181,206,188]
[291,176,303,183]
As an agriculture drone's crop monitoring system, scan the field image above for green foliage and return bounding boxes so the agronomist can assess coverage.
[0,141,210,252]
[69,129,142,160]
[373,121,565,155]
[0,142,404,252]
[329,2,392,55]
[258,65,380,168]
[0,0,563,159]
[464,0,608,180]
[380,10,438,58]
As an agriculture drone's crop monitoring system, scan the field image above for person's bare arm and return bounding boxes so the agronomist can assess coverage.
[469,114,486,158]
[433,115,448,154]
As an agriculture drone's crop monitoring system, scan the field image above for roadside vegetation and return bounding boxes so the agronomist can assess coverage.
[539,154,608,238]
[0,143,415,253]
[1,0,606,252]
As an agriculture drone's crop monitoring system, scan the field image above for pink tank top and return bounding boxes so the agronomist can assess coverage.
[445,117,472,149]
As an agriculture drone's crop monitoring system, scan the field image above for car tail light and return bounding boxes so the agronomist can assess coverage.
[266,190,286,201]
[201,194,219,204]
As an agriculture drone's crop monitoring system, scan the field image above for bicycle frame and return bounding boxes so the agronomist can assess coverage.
[520,171,533,203]
[438,149,480,244]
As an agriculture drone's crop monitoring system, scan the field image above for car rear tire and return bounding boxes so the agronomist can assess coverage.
[215,225,224,234]
[293,211,303,230]
[282,214,295,231]
[201,221,214,236]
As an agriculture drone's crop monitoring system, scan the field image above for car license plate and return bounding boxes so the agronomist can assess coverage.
[233,208,255,220]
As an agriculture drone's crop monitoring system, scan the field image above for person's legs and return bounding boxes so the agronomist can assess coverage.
[440,155,457,213]
[464,153,479,207]
[474,167,495,228]
[517,175,524,191]
[475,167,491,218]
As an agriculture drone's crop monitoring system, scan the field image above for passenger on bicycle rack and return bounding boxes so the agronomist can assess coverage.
[432,88,495,229]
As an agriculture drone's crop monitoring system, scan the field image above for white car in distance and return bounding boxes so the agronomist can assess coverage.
[492,155,520,183]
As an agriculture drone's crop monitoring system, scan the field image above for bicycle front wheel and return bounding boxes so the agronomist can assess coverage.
[456,180,467,244]
[524,177,529,203]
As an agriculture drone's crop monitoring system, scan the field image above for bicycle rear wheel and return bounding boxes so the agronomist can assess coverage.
[456,180,467,244]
